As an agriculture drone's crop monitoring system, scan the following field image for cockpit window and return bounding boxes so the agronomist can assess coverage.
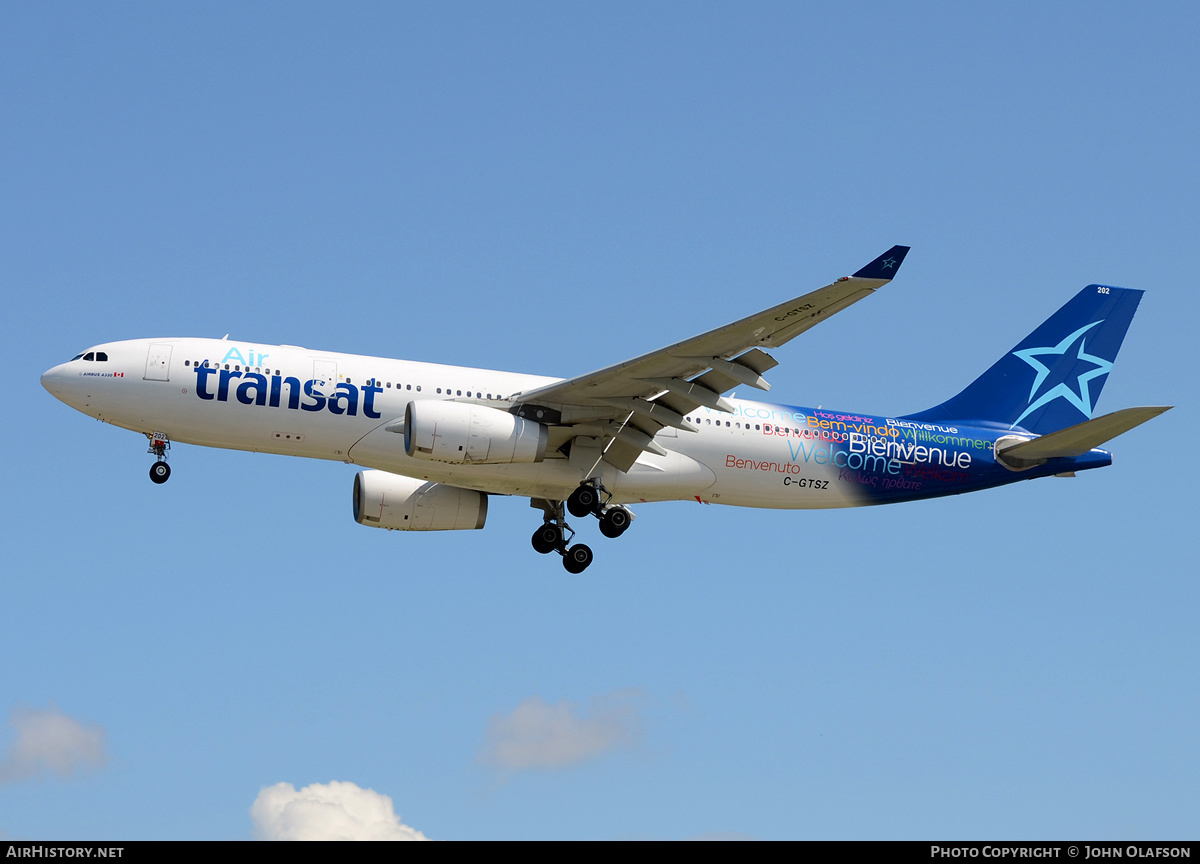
[70,353,84,361]
[83,352,95,361]
[95,352,108,362]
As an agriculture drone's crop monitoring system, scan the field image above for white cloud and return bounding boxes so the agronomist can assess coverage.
[479,689,644,772]
[0,704,107,784]
[250,780,429,841]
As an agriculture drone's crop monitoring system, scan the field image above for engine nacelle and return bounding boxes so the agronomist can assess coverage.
[353,470,487,531]
[403,401,548,465]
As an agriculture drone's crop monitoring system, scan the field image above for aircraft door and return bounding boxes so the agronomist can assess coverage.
[312,359,337,396]
[144,343,173,381]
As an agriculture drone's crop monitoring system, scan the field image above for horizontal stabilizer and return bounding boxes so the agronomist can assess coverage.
[997,406,1171,464]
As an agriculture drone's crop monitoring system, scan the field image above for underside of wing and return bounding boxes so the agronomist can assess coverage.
[509,245,910,472]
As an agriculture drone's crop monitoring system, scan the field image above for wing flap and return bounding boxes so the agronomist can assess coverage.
[625,414,665,441]
[731,347,779,376]
[601,438,646,472]
[691,368,743,398]
[654,391,703,421]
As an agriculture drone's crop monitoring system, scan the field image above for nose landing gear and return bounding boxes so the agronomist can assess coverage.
[147,432,171,484]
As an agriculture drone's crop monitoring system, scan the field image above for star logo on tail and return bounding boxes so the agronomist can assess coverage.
[1011,320,1112,428]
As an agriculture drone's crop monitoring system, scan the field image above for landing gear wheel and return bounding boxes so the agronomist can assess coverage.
[598,506,631,538]
[149,462,171,484]
[532,523,562,555]
[567,485,600,517]
[562,543,594,574]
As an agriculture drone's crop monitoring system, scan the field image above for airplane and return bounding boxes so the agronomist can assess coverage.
[40,246,1170,573]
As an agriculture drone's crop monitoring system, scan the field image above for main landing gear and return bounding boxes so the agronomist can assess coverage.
[568,479,633,539]
[530,500,594,574]
[532,481,634,573]
[147,432,171,484]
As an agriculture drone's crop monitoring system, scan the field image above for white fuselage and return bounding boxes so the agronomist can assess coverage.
[42,336,1013,511]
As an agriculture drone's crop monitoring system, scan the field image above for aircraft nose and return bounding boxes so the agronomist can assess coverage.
[41,364,66,398]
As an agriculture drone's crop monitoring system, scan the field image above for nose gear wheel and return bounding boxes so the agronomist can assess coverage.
[147,432,171,484]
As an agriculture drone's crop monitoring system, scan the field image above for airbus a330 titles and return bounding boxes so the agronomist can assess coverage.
[42,247,1169,572]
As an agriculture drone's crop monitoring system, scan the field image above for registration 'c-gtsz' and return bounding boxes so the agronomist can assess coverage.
[41,247,1170,573]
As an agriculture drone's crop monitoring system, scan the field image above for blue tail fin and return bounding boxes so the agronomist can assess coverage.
[901,284,1143,434]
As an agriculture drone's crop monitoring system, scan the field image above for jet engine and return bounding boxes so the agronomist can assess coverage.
[353,470,487,531]
[403,401,548,465]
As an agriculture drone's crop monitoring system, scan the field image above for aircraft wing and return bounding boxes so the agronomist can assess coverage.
[509,245,910,471]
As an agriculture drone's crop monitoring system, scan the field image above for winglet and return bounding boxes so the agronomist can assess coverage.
[852,245,910,280]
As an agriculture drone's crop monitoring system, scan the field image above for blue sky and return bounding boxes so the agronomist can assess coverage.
[2,1,1196,840]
